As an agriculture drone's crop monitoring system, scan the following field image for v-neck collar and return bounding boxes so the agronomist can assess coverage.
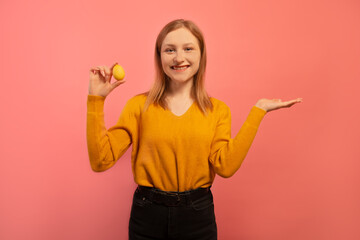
[166,101,195,118]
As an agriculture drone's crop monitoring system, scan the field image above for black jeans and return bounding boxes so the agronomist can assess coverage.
[129,186,217,240]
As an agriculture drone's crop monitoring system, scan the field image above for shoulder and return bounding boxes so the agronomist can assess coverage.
[209,97,230,113]
[122,92,148,114]
[127,92,148,105]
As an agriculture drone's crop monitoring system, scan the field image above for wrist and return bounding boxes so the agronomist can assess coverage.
[254,103,267,112]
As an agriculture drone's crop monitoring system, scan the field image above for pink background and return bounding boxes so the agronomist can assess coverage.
[1,0,359,239]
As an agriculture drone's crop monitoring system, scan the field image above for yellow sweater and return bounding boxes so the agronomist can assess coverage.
[87,94,267,192]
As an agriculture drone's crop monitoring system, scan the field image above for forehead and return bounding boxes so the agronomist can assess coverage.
[162,27,199,46]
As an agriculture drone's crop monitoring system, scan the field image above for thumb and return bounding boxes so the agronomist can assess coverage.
[111,80,125,89]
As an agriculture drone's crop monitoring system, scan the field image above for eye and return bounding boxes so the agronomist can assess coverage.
[165,48,175,53]
[185,47,193,51]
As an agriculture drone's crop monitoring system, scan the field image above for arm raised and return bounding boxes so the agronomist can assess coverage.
[86,95,139,172]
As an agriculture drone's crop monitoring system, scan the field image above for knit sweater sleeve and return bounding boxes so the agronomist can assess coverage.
[209,105,267,178]
[86,95,139,172]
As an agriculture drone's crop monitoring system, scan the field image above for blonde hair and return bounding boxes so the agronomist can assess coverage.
[142,19,213,115]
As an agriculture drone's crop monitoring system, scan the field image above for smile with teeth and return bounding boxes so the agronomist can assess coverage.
[171,65,190,71]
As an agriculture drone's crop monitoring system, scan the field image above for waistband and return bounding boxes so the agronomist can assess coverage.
[135,185,212,207]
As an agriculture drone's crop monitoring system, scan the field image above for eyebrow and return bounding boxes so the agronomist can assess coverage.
[163,43,195,47]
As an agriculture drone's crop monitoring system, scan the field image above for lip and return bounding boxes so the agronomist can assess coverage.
[171,65,190,72]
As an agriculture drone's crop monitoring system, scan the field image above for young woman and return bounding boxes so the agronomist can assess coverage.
[87,19,302,240]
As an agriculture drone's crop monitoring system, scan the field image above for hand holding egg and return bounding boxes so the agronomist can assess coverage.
[88,62,126,97]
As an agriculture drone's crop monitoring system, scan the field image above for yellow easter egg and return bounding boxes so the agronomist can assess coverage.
[112,64,125,81]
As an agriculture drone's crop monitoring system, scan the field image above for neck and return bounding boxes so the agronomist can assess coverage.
[166,78,194,100]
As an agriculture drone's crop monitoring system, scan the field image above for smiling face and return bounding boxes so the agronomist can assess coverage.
[160,27,201,85]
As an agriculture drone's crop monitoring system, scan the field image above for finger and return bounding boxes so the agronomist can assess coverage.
[89,67,100,74]
[90,66,107,78]
[104,65,112,76]
[105,63,119,82]
[282,99,299,107]
[289,98,302,102]
[100,70,105,78]
[291,98,303,103]
[104,64,117,81]
[90,70,101,76]
[90,67,102,73]
[101,68,106,78]
[111,62,118,71]
[96,66,106,78]
[104,66,114,82]
[283,99,295,104]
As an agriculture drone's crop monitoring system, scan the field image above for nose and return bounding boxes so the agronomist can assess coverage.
[174,51,185,64]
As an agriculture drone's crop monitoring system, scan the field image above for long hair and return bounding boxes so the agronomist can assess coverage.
[142,19,213,115]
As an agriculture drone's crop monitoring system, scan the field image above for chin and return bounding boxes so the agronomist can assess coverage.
[170,77,193,83]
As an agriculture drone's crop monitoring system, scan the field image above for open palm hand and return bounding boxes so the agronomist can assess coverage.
[255,98,303,112]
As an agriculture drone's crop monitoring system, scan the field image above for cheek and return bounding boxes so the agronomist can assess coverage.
[192,53,201,64]
[194,55,201,69]
[160,57,167,69]
[161,55,171,66]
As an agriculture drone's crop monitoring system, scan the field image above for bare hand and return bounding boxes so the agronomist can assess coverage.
[255,98,303,112]
[88,62,126,97]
